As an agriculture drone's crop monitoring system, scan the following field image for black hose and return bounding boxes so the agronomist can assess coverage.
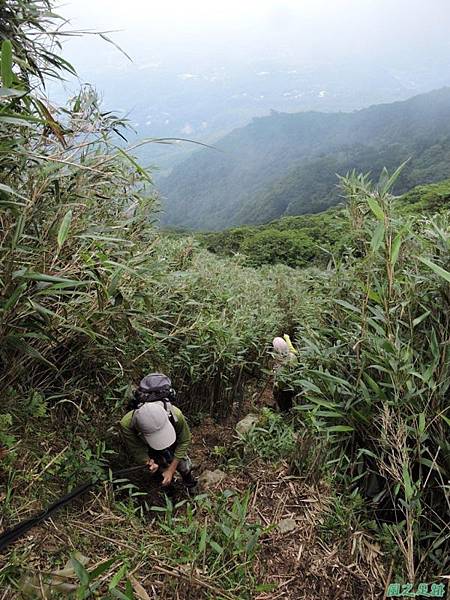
[0,464,146,553]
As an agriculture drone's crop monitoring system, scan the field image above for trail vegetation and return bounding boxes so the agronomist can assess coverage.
[0,2,449,599]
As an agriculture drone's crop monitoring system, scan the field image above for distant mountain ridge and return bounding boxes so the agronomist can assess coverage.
[158,88,450,230]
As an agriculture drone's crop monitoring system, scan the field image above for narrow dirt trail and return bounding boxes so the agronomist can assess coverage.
[188,386,386,599]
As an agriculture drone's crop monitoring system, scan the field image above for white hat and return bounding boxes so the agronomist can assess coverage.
[273,337,290,355]
[132,402,176,450]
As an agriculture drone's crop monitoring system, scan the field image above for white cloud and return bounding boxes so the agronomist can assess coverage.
[137,62,161,71]
[181,123,194,135]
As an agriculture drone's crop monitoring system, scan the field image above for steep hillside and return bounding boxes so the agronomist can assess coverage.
[199,178,450,268]
[159,88,450,229]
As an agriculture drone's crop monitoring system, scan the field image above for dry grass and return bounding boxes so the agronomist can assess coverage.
[207,461,385,600]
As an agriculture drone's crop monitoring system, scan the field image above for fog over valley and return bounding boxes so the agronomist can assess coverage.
[54,0,450,174]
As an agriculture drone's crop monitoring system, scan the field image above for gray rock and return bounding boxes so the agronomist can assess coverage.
[236,413,259,435]
[198,469,226,490]
[277,518,297,534]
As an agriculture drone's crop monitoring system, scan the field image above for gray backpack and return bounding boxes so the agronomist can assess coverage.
[130,373,176,410]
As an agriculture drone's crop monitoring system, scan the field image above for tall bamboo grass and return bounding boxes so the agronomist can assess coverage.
[284,169,450,581]
[0,0,305,445]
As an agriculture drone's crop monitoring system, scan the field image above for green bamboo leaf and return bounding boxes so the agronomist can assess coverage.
[107,268,123,297]
[378,159,410,195]
[371,222,385,252]
[1,40,13,88]
[0,116,36,128]
[98,33,133,62]
[309,370,351,388]
[16,342,56,369]
[362,373,380,394]
[412,311,430,328]
[335,299,362,313]
[246,530,260,554]
[418,257,450,284]
[417,458,445,474]
[327,425,354,432]
[70,557,89,587]
[0,199,26,210]
[209,540,223,553]
[11,213,25,250]
[12,270,87,286]
[418,412,426,436]
[117,147,151,182]
[2,283,27,312]
[125,579,134,599]
[308,397,340,409]
[110,590,133,600]
[0,182,27,201]
[367,287,382,303]
[199,526,207,552]
[57,209,73,248]
[367,318,385,336]
[430,328,439,362]
[391,233,402,266]
[108,564,128,590]
[28,300,59,320]
[296,379,323,395]
[315,410,344,418]
[441,414,450,428]
[367,197,385,221]
[402,463,414,501]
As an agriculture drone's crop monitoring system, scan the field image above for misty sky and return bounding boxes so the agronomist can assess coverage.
[51,0,450,163]
[59,0,450,76]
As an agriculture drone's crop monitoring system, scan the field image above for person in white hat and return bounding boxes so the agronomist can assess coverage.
[120,375,196,489]
[272,334,298,411]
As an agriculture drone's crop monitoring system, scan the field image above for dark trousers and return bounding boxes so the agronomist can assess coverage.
[273,386,295,412]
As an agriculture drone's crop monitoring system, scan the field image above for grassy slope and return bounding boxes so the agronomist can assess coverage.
[3,178,450,597]
[0,376,383,600]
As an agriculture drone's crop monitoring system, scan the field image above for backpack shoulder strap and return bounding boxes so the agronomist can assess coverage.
[158,399,178,424]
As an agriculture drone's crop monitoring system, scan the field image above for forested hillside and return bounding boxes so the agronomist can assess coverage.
[199,179,450,268]
[159,88,450,229]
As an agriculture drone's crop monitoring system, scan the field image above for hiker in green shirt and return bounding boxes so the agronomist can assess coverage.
[120,373,196,489]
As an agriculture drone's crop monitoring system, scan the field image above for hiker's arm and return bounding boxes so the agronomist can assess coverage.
[173,414,191,460]
[160,414,191,486]
[161,458,179,486]
[147,458,159,473]
[119,416,149,464]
